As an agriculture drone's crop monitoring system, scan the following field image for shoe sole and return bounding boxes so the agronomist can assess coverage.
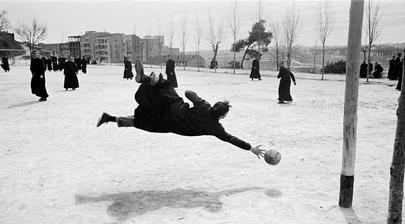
[134,60,144,83]
[96,113,107,127]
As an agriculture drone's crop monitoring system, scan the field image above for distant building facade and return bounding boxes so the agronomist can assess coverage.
[143,35,164,62]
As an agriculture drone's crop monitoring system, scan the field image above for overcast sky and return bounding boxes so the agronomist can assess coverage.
[1,0,403,51]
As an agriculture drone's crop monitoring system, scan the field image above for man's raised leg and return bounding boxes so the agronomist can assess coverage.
[97,113,135,127]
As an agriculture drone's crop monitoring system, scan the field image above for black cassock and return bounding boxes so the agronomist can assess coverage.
[1,57,10,72]
[46,58,52,71]
[250,59,261,80]
[81,58,88,74]
[64,61,79,89]
[373,64,383,78]
[52,57,58,71]
[165,58,178,88]
[30,58,48,98]
[387,59,396,80]
[396,58,403,91]
[123,60,133,79]
[277,65,296,102]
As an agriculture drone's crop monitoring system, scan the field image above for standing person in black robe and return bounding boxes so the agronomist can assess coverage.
[63,56,79,91]
[41,57,47,70]
[165,55,178,88]
[123,57,133,80]
[30,51,48,101]
[52,57,58,71]
[1,57,10,72]
[250,57,261,80]
[81,56,87,74]
[396,56,403,91]
[74,57,82,72]
[58,57,66,71]
[360,61,368,78]
[277,63,296,104]
[373,62,383,78]
[46,58,52,71]
[387,56,396,80]
[96,60,266,158]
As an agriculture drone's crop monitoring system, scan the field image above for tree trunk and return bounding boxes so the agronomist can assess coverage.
[387,51,405,224]
[367,43,371,82]
[276,43,279,71]
[339,0,364,208]
[313,42,317,74]
[233,50,236,74]
[322,43,325,80]
[240,43,252,70]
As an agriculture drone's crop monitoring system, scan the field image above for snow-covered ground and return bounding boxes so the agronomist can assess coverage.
[0,64,400,224]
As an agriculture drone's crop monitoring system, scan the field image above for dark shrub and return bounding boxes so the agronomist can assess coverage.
[324,60,346,74]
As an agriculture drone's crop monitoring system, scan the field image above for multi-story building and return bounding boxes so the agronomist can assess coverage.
[59,43,70,58]
[109,33,125,63]
[143,35,164,62]
[124,34,143,62]
[68,36,81,58]
[37,43,60,57]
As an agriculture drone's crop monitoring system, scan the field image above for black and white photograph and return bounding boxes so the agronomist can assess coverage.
[0,0,404,223]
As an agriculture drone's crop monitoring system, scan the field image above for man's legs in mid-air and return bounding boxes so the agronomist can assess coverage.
[97,113,135,127]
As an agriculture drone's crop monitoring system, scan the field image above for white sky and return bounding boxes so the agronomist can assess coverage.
[1,0,403,51]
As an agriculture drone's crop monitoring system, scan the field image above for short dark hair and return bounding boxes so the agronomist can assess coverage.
[211,101,231,119]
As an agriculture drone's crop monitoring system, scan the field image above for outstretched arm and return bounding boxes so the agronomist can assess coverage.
[290,71,296,84]
[214,126,265,159]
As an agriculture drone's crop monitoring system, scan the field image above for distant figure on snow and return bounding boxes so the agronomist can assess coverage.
[96,60,266,158]
[30,51,48,101]
[123,57,133,80]
[81,56,88,74]
[46,57,52,71]
[1,57,10,72]
[360,61,368,78]
[387,56,396,80]
[165,55,178,88]
[250,57,261,80]
[64,56,79,91]
[277,62,296,104]
[373,62,383,78]
[396,54,403,91]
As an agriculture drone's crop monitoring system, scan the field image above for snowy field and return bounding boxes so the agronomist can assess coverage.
[0,64,401,224]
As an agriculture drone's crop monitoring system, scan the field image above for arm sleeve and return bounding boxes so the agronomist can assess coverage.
[185,90,210,109]
[214,126,251,150]
[290,71,296,82]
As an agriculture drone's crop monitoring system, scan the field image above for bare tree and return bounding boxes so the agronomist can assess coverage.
[207,14,223,72]
[269,21,282,71]
[318,0,333,80]
[282,4,300,69]
[168,17,175,56]
[229,0,241,74]
[313,40,317,73]
[388,49,405,224]
[0,10,10,32]
[194,13,203,72]
[179,16,188,70]
[14,18,47,57]
[364,0,382,82]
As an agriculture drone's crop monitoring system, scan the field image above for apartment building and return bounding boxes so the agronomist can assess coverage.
[124,34,143,62]
[143,35,164,62]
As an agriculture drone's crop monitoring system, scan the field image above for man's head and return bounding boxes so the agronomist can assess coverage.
[398,53,402,57]
[32,51,39,58]
[212,101,231,120]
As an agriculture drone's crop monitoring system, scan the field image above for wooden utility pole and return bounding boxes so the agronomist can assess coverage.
[387,48,405,224]
[339,0,364,208]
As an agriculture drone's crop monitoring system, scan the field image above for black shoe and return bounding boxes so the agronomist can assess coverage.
[39,97,47,102]
[97,112,110,127]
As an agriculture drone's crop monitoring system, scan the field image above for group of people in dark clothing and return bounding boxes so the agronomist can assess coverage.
[360,61,384,79]
[387,53,403,91]
[29,51,89,101]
